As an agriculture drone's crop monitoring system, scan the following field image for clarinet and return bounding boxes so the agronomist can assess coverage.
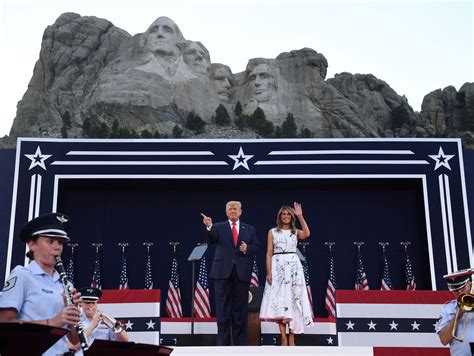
[55,256,90,351]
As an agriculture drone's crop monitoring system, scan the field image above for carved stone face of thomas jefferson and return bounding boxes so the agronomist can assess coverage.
[248,64,276,102]
[183,42,210,75]
[211,66,232,102]
[145,17,183,58]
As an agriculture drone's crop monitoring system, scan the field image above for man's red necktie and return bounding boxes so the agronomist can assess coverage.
[232,222,238,247]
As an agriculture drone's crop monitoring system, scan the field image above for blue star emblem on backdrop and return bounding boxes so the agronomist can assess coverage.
[24,146,52,171]
[228,146,254,171]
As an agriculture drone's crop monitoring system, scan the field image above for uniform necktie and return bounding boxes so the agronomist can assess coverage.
[232,222,238,247]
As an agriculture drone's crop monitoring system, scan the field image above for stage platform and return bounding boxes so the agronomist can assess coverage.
[171,346,372,356]
[170,346,449,356]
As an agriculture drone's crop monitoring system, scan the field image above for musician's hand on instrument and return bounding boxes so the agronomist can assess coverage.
[55,305,81,326]
[71,289,82,305]
[90,311,101,328]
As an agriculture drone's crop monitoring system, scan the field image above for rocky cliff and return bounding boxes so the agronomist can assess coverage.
[2,13,473,148]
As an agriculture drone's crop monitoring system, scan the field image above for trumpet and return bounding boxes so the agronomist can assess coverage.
[99,311,125,333]
[452,274,474,341]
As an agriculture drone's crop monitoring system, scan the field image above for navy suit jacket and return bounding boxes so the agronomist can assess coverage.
[208,221,259,282]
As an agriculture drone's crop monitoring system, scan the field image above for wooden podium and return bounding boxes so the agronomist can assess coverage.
[247,286,264,345]
[0,321,68,355]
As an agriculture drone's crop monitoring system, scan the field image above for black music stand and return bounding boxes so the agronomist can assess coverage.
[0,321,68,355]
[85,339,173,355]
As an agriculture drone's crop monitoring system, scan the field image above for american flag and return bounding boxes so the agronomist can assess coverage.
[380,252,393,290]
[250,256,259,287]
[355,252,369,290]
[144,250,154,289]
[325,253,337,319]
[66,255,75,285]
[404,251,416,291]
[91,254,102,290]
[302,257,314,317]
[193,257,211,318]
[166,256,183,318]
[119,250,129,290]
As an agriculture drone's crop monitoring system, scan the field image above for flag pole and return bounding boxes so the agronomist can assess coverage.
[118,242,129,290]
[91,243,103,289]
[143,242,154,289]
[324,241,337,319]
[67,242,78,284]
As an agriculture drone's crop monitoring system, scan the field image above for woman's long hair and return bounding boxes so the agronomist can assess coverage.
[276,206,297,234]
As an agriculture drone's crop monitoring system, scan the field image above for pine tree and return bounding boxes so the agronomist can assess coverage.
[215,104,231,126]
[234,101,243,117]
[82,118,92,137]
[251,107,274,137]
[185,112,206,133]
[281,113,297,137]
[300,128,313,138]
[172,125,183,138]
[111,120,120,138]
[141,129,153,138]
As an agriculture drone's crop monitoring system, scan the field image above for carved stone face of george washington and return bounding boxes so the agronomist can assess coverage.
[144,17,183,58]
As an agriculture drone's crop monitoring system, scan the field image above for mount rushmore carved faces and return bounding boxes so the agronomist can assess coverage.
[209,64,233,102]
[144,16,184,58]
[135,17,196,80]
[247,62,277,102]
[183,41,210,75]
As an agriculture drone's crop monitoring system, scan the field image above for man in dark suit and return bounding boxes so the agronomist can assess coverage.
[202,201,259,346]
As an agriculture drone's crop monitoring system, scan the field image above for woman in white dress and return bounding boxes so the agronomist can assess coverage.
[259,202,313,346]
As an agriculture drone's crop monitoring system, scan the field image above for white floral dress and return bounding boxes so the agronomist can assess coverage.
[259,228,313,334]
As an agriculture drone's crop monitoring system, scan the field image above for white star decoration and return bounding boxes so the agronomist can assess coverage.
[367,320,377,330]
[228,146,254,171]
[389,321,398,330]
[346,320,355,330]
[24,146,52,171]
[125,320,134,330]
[326,336,334,345]
[146,319,156,329]
[411,321,420,330]
[428,147,454,171]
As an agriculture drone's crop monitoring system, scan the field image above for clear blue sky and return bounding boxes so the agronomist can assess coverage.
[0,0,472,136]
